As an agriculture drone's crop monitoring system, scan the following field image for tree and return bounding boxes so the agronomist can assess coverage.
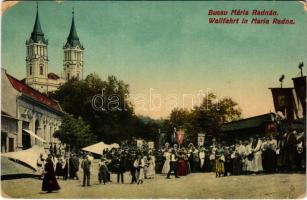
[50,74,159,144]
[164,92,242,144]
[53,115,96,151]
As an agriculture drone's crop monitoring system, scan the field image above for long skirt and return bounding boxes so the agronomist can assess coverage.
[214,159,224,175]
[42,174,60,192]
[224,160,233,175]
[232,157,242,175]
[251,152,263,172]
[55,163,62,177]
[161,159,170,174]
[210,159,216,172]
[144,165,148,178]
[177,160,187,176]
[146,163,155,178]
[199,159,205,172]
[98,170,108,184]
[246,158,253,172]
[136,168,144,181]
[204,157,211,172]
[263,149,277,172]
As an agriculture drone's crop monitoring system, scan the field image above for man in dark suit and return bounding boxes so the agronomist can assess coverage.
[114,155,126,183]
[128,153,137,184]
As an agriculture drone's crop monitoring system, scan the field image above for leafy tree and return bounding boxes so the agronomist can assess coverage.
[53,115,96,150]
[163,92,242,144]
[50,74,159,144]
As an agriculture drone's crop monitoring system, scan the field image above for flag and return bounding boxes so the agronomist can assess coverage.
[176,129,185,145]
[292,76,306,116]
[171,128,176,144]
[270,88,296,122]
[159,132,166,146]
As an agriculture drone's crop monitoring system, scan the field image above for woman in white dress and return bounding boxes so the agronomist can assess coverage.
[199,147,206,172]
[134,155,145,184]
[245,139,254,173]
[146,154,156,179]
[161,149,171,174]
[251,137,263,173]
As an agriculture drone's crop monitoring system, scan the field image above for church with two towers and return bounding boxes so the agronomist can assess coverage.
[25,5,84,93]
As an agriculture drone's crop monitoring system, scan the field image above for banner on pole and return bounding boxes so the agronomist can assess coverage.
[159,132,166,146]
[176,129,185,144]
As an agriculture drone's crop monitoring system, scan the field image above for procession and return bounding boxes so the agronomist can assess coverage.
[31,123,305,194]
[1,1,306,199]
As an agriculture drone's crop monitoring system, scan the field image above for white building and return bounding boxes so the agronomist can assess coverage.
[1,69,63,152]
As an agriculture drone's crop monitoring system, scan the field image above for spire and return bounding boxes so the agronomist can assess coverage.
[30,3,47,44]
[65,8,82,48]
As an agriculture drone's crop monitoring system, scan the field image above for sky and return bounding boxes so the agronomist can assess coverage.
[2,1,307,119]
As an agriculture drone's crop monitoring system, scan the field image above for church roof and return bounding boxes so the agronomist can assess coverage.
[6,73,63,113]
[30,5,47,44]
[48,73,60,80]
[65,10,83,49]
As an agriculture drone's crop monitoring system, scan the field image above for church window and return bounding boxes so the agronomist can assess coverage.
[29,64,32,75]
[40,65,44,75]
[77,73,79,79]
[67,73,70,80]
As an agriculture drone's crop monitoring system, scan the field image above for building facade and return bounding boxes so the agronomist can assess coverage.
[1,69,63,152]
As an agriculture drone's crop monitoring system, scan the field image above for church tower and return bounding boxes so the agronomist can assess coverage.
[25,4,49,92]
[63,9,84,81]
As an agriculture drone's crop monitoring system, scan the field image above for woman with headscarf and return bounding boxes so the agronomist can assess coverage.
[42,156,60,193]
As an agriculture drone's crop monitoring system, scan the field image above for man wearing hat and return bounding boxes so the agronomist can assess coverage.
[81,154,91,186]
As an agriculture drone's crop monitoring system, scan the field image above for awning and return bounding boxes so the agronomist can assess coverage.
[23,129,46,143]
[82,142,119,155]
[1,145,45,171]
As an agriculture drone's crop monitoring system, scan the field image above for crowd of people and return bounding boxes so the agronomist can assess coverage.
[38,129,305,193]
